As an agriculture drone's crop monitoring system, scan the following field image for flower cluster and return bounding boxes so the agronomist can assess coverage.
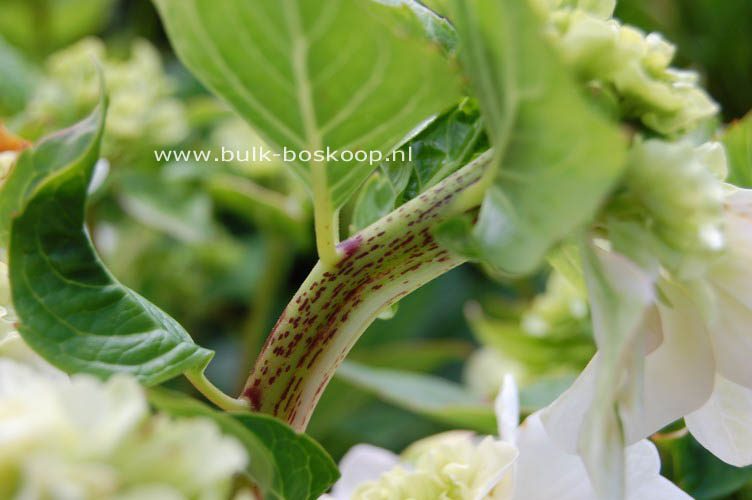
[544,188,752,468]
[1,257,253,500]
[542,0,717,135]
[0,359,248,500]
[323,378,688,500]
[23,38,188,150]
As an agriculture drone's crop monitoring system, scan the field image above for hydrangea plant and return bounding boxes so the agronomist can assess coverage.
[1,0,752,498]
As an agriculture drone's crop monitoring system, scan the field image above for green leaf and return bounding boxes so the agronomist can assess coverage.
[207,173,310,247]
[661,431,752,500]
[374,0,458,54]
[347,339,473,371]
[153,0,462,210]
[350,171,401,232]
[6,99,213,385]
[351,101,486,232]
[336,360,497,434]
[0,0,116,56]
[723,111,752,188]
[438,0,627,274]
[0,108,106,247]
[149,388,339,500]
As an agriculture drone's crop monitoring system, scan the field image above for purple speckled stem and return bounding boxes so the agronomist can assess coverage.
[240,153,491,430]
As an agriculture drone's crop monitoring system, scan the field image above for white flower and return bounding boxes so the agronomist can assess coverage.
[544,188,752,467]
[0,358,248,499]
[541,6,717,135]
[322,377,687,500]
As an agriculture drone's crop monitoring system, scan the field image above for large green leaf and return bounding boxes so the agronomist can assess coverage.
[724,111,752,188]
[153,0,462,209]
[336,360,497,434]
[6,99,213,385]
[437,0,627,274]
[149,389,339,500]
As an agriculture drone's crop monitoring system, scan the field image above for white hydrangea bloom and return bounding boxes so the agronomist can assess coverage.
[322,378,688,500]
[541,3,717,134]
[0,359,248,499]
[544,190,752,466]
[26,37,188,150]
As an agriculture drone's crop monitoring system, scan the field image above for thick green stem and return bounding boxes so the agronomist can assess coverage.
[240,152,491,430]
[311,162,341,267]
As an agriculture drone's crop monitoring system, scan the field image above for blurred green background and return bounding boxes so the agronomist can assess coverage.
[1,0,751,497]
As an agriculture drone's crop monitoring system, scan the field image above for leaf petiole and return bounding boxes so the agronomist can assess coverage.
[185,366,251,412]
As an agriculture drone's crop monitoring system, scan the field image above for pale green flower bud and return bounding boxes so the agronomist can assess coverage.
[545,7,717,135]
[464,348,527,400]
[624,139,727,263]
[521,271,588,336]
[46,38,105,106]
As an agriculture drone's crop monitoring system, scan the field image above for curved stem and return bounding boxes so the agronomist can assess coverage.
[185,367,250,412]
[239,153,491,430]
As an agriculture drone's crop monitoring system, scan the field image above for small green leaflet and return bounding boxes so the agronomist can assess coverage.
[153,0,462,210]
[351,101,486,232]
[438,0,627,274]
[6,97,213,385]
[149,388,339,500]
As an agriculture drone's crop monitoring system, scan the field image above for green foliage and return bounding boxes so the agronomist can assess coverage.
[659,432,752,500]
[0,0,116,57]
[351,100,486,232]
[153,0,462,210]
[0,36,38,116]
[5,99,213,385]
[149,388,340,500]
[724,113,752,188]
[436,0,628,274]
[336,361,497,434]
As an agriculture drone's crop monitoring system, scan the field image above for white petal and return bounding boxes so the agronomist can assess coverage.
[625,440,691,500]
[711,187,752,310]
[620,284,715,443]
[516,413,688,500]
[686,374,752,466]
[496,374,519,444]
[514,413,597,500]
[585,247,656,350]
[540,355,598,453]
[328,444,400,499]
[707,287,752,387]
